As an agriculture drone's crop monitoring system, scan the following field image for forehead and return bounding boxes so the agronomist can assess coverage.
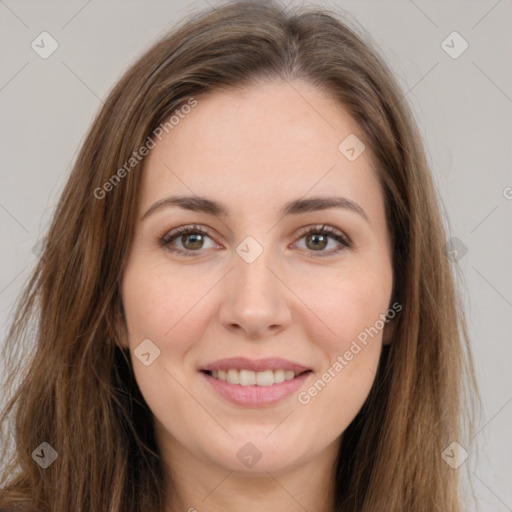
[139,80,383,222]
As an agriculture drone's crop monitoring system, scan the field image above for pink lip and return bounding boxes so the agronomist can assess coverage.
[200,357,311,373]
[201,370,312,407]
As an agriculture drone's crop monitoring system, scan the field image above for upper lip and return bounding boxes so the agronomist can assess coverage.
[200,357,311,373]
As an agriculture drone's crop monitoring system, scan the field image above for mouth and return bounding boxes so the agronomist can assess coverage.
[199,357,313,407]
[200,368,312,386]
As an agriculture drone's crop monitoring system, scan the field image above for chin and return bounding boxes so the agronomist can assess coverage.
[205,429,311,474]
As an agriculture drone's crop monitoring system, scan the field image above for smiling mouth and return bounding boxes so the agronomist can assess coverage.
[201,368,312,386]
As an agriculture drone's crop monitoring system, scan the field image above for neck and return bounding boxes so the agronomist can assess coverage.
[160,437,339,512]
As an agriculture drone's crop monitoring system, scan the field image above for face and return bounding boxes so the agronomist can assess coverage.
[119,80,394,477]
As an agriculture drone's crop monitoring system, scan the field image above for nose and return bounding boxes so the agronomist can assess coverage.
[218,248,293,339]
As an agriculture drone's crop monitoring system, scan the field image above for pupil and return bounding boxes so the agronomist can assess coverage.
[181,233,328,251]
[184,234,203,249]
[308,234,327,250]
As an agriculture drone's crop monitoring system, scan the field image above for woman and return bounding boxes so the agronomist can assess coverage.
[0,1,479,510]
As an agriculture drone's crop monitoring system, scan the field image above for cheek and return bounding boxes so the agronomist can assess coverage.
[295,261,393,351]
[121,262,215,428]
[292,263,391,419]
[316,281,386,379]
[121,261,214,352]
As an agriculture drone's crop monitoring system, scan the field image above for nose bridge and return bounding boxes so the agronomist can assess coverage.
[218,236,292,336]
[233,239,280,308]
[237,242,275,292]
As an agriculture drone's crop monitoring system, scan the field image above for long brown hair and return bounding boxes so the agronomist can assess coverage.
[0,1,480,510]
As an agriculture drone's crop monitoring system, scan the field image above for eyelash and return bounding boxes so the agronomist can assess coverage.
[159,223,352,258]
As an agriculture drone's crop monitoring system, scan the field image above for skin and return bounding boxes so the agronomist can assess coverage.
[119,79,394,512]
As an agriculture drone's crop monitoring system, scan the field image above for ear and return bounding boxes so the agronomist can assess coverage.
[382,317,396,346]
[116,318,129,349]
[113,299,130,350]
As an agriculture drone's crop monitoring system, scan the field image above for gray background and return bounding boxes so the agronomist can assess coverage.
[1,1,511,509]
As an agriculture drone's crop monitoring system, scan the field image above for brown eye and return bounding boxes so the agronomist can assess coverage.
[180,232,205,250]
[160,225,218,257]
[294,225,352,257]
[305,232,329,251]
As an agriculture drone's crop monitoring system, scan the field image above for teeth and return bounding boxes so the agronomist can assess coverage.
[227,368,239,384]
[239,369,256,386]
[274,369,285,383]
[256,370,274,386]
[209,368,302,386]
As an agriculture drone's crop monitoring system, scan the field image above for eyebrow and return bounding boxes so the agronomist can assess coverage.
[141,194,369,223]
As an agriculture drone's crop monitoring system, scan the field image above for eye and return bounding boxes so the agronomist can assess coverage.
[159,223,352,258]
[159,224,219,257]
[292,224,352,257]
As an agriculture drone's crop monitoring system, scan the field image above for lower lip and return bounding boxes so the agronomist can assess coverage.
[201,371,312,407]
